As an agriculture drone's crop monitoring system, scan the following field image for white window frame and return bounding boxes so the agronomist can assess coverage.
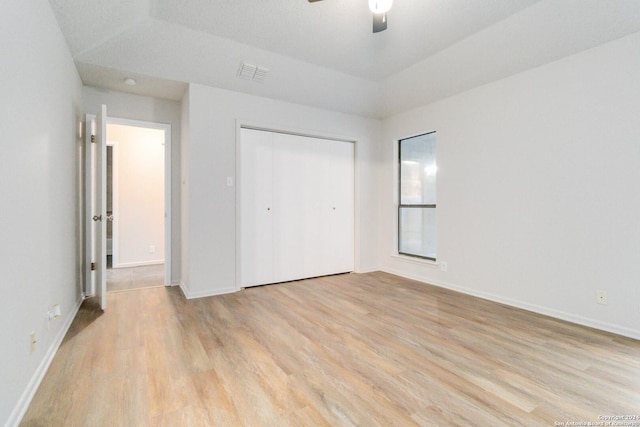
[396,131,437,261]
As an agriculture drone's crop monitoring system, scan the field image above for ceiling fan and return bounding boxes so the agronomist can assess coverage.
[308,0,393,33]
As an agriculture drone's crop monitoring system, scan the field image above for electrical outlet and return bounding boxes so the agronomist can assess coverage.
[149,245,155,254]
[596,290,608,306]
[30,331,37,354]
[440,261,447,272]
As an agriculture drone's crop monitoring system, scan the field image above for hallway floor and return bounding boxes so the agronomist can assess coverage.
[107,258,165,291]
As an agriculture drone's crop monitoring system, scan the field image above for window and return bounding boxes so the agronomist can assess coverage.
[398,132,436,260]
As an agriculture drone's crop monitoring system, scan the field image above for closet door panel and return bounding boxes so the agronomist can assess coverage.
[272,133,322,282]
[298,136,339,279]
[240,128,274,287]
[272,134,354,282]
[320,139,355,275]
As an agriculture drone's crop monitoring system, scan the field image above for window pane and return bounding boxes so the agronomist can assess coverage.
[400,133,436,205]
[399,207,436,259]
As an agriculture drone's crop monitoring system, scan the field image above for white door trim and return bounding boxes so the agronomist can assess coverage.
[106,142,120,268]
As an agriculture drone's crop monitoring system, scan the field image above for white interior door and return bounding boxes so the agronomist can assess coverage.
[84,105,107,309]
[95,105,107,309]
[84,114,94,297]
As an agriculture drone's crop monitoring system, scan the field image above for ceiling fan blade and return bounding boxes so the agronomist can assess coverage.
[308,0,324,2]
[373,12,387,33]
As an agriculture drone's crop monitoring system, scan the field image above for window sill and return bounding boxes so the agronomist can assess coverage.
[391,254,439,267]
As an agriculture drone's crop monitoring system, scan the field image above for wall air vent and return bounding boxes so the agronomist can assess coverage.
[237,62,269,82]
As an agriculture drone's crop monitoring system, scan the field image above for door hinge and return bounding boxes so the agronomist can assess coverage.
[91,262,96,271]
[91,135,96,143]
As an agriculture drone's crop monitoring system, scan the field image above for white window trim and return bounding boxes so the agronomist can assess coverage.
[392,131,437,262]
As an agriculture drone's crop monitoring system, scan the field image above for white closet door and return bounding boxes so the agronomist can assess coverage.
[240,128,274,287]
[272,133,318,282]
[319,139,355,275]
[272,133,354,282]
[241,128,354,287]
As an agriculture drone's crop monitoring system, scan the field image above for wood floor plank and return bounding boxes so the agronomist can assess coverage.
[20,272,640,426]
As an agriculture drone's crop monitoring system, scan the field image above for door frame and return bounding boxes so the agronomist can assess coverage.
[106,142,119,267]
[107,116,172,286]
[84,114,172,296]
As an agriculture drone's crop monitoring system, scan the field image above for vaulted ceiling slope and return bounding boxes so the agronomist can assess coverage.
[50,0,640,118]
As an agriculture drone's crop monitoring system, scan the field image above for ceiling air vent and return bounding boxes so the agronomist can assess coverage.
[237,62,269,82]
[253,66,269,82]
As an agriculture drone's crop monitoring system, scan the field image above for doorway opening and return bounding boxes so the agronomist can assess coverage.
[105,120,170,292]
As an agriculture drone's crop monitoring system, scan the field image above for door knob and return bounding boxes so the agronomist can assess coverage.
[92,215,102,222]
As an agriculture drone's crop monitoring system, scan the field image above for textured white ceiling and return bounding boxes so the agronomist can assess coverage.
[149,0,540,80]
[76,63,187,101]
[381,0,640,115]
[49,0,640,117]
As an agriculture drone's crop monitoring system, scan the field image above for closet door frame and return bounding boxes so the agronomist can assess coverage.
[235,120,359,289]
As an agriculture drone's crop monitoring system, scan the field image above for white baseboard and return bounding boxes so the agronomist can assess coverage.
[112,260,164,268]
[178,281,189,298]
[380,268,640,341]
[6,295,84,427]
[355,266,379,274]
[179,283,238,300]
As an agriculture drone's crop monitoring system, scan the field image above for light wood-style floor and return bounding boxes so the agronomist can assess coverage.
[107,262,165,292]
[21,272,640,426]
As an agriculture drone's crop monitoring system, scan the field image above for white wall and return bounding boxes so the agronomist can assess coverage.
[0,1,83,425]
[379,31,640,339]
[180,90,191,291]
[83,87,182,282]
[108,124,165,267]
[182,84,380,298]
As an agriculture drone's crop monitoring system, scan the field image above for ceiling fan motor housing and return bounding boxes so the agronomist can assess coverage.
[369,0,393,14]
